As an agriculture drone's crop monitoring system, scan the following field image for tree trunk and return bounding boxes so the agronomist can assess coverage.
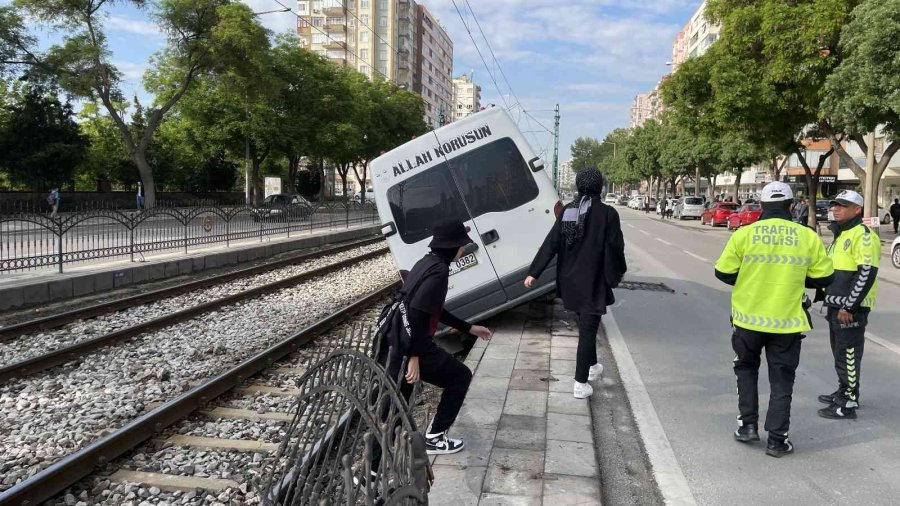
[695,166,701,197]
[352,160,369,204]
[133,150,157,208]
[710,174,717,199]
[288,154,301,193]
[318,158,326,202]
[872,140,900,218]
[732,170,742,202]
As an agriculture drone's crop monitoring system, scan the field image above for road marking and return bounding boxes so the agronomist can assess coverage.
[656,238,673,246]
[866,332,900,357]
[605,311,697,505]
[626,223,636,229]
[639,230,651,236]
[683,250,710,262]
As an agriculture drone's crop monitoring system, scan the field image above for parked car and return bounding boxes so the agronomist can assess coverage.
[701,202,740,226]
[605,193,618,205]
[673,196,704,220]
[815,200,830,222]
[656,198,677,215]
[727,203,762,231]
[628,196,643,209]
[617,195,629,206]
[256,193,313,221]
[352,190,376,203]
[892,235,900,269]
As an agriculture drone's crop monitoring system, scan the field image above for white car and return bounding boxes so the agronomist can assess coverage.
[892,235,900,269]
[604,193,618,205]
[656,198,677,215]
[629,196,643,209]
[674,196,704,220]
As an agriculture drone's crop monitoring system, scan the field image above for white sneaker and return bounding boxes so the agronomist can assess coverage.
[425,432,464,455]
[588,363,603,381]
[574,381,593,399]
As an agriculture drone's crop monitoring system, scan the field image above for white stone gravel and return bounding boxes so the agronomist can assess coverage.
[0,242,386,368]
[0,254,396,492]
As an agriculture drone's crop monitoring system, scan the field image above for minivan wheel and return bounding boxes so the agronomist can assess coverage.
[893,245,900,269]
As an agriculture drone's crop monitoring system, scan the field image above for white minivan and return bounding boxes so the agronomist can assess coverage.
[370,108,560,323]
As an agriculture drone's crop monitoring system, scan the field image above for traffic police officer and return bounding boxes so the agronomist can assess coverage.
[715,182,834,458]
[817,190,880,420]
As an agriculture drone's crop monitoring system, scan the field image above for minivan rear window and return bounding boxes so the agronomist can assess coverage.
[446,137,539,218]
[387,164,470,244]
[387,137,540,244]
[685,197,703,205]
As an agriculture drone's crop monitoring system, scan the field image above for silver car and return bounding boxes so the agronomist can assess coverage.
[674,196,704,219]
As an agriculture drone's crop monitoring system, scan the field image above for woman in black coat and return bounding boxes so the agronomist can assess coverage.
[524,168,626,398]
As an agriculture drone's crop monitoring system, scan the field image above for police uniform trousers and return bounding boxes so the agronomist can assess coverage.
[732,326,802,436]
[827,307,867,408]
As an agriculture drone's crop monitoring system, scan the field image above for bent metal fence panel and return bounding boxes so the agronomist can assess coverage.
[259,326,431,505]
[0,202,379,274]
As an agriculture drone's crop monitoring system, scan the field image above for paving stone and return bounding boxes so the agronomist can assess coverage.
[548,375,575,394]
[479,492,543,505]
[489,333,522,347]
[551,335,579,348]
[545,440,598,477]
[546,413,593,443]
[514,352,549,371]
[482,344,519,360]
[433,427,495,467]
[542,474,602,504]
[518,339,551,354]
[520,329,551,341]
[550,346,578,360]
[503,390,547,417]
[429,465,486,506]
[476,359,515,378]
[495,414,546,451]
[467,376,511,400]
[484,448,544,497]
[547,392,590,416]
[508,369,551,391]
[550,359,577,377]
[455,397,505,429]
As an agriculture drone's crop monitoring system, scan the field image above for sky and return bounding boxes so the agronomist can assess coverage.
[14,0,701,161]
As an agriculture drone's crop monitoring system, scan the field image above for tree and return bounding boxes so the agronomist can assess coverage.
[570,137,604,173]
[0,87,87,190]
[1,0,265,206]
[822,0,900,214]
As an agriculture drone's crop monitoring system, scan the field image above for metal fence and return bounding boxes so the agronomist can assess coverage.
[0,202,380,273]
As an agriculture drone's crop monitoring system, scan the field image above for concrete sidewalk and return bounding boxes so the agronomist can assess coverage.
[429,301,602,505]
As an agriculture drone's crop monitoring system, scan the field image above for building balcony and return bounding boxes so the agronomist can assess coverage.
[325,40,347,50]
[324,22,345,32]
[328,55,347,65]
[297,25,311,35]
[324,6,344,16]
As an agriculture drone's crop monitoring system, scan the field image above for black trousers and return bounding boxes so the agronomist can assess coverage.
[575,313,601,383]
[731,326,802,436]
[827,308,867,408]
[398,349,473,434]
[893,217,899,234]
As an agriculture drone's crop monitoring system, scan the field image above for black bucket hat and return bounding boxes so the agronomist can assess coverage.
[428,219,472,249]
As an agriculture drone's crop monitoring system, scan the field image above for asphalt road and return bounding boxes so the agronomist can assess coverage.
[611,207,900,506]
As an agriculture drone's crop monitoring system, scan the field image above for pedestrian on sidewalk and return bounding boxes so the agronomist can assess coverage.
[524,167,627,399]
[890,198,900,234]
[714,182,833,458]
[379,219,493,455]
[660,197,669,220]
[816,190,880,420]
[136,181,144,210]
[47,188,60,218]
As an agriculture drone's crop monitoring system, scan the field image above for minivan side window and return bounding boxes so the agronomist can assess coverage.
[387,163,470,244]
[447,137,539,218]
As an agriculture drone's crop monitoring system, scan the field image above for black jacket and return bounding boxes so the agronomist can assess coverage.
[528,199,627,315]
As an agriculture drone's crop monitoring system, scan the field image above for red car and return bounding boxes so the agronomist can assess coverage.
[727,203,762,230]
[701,202,739,227]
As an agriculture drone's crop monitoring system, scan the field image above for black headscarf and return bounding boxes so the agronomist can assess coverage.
[562,168,604,245]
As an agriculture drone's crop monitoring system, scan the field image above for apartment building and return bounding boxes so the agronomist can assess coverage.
[295,0,417,91]
[687,1,720,58]
[452,73,481,121]
[670,20,692,71]
[558,159,576,193]
[630,93,651,129]
[414,3,453,128]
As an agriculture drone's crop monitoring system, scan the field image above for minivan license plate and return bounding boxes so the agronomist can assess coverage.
[449,253,478,276]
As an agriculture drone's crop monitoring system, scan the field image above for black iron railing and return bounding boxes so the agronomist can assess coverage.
[0,202,380,273]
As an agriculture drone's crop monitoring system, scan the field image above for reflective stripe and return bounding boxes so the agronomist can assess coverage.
[741,254,812,266]
[732,309,803,330]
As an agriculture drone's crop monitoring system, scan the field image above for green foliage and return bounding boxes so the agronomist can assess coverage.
[823,0,900,139]
[0,86,88,190]
[570,137,604,173]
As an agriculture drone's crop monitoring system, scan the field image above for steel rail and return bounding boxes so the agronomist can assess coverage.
[0,280,401,506]
[0,247,390,384]
[0,235,383,341]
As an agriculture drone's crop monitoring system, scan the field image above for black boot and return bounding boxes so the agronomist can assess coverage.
[817,391,838,405]
[818,404,857,420]
[733,423,760,443]
[766,435,794,458]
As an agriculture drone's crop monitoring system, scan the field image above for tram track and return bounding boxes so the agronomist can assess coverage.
[0,243,388,383]
[0,251,399,499]
[0,282,401,506]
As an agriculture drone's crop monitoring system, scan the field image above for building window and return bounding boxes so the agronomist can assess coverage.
[379,16,387,27]
[360,48,369,59]
[312,33,326,44]
[312,0,323,10]
[312,17,324,26]
[361,14,369,25]
[360,31,369,42]
[361,0,369,7]
[378,65,387,75]
[298,2,308,13]
[379,49,387,60]
[360,64,369,75]
[378,0,387,9]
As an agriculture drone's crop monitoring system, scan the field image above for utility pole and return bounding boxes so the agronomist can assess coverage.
[863,131,877,221]
[552,103,560,189]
